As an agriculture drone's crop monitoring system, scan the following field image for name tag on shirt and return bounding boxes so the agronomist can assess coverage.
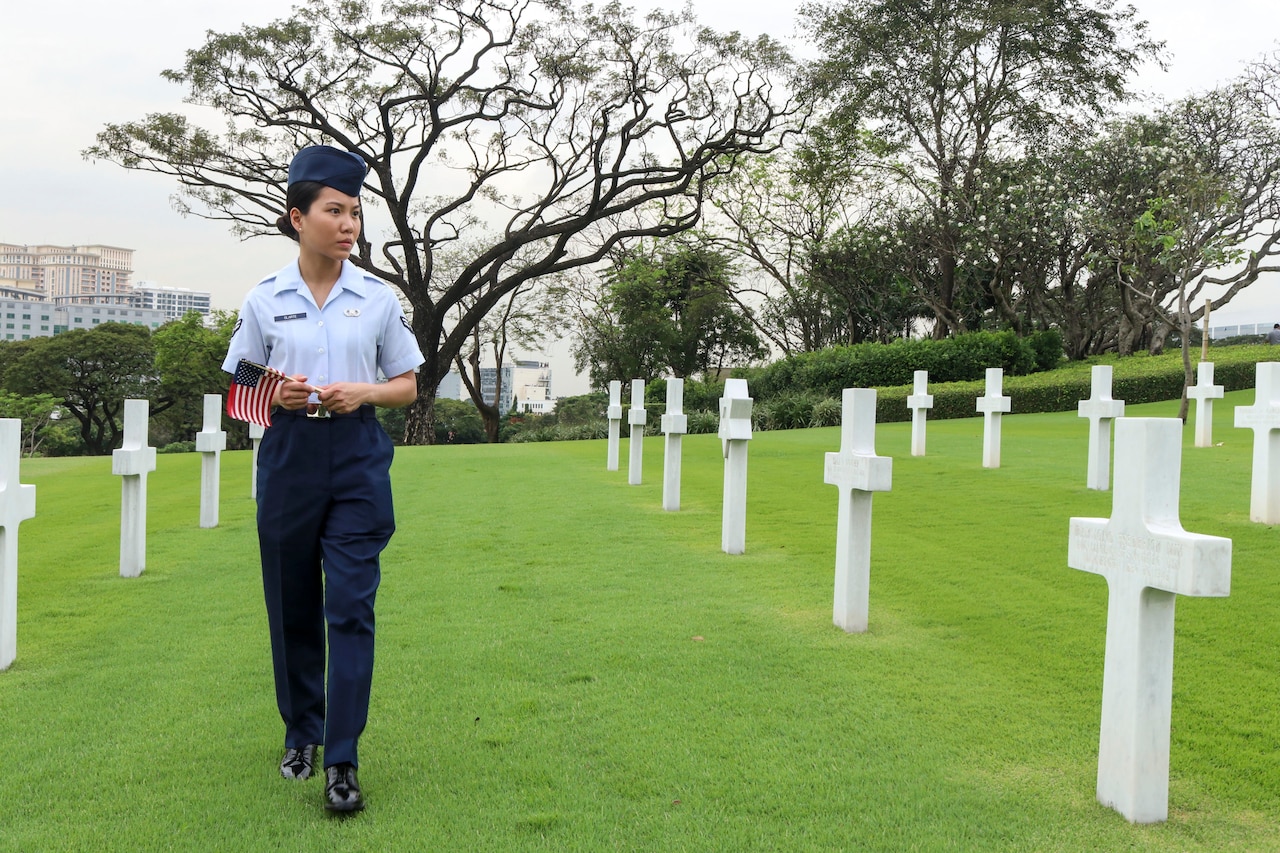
[274,312,308,322]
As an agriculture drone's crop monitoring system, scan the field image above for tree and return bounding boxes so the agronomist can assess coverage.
[453,280,546,443]
[704,131,879,354]
[152,310,239,446]
[4,323,156,455]
[86,0,798,444]
[0,392,62,456]
[571,243,767,385]
[1090,80,1280,415]
[431,398,487,444]
[799,0,1160,337]
[803,222,926,344]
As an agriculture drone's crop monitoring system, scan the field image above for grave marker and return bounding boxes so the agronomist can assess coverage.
[1187,361,1223,448]
[1233,362,1280,523]
[1068,417,1231,823]
[1077,365,1125,490]
[907,370,934,457]
[0,419,36,671]
[628,379,646,486]
[111,399,157,578]
[718,378,753,555]
[660,378,687,512]
[976,367,1011,468]
[606,380,622,471]
[195,394,226,529]
[824,389,892,633]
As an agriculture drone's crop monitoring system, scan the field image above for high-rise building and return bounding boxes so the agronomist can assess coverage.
[0,243,134,303]
[437,359,556,413]
[512,360,554,413]
[479,365,516,413]
[0,243,180,339]
[130,281,212,321]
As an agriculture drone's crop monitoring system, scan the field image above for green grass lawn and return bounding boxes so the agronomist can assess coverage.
[2,392,1278,851]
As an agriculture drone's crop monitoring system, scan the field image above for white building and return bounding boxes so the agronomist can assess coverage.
[512,360,555,413]
[0,297,166,341]
[436,359,556,413]
[131,281,212,321]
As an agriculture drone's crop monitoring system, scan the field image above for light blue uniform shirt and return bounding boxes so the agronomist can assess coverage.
[222,259,425,387]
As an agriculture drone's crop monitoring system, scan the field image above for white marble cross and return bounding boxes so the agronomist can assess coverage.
[606,380,622,472]
[660,378,687,512]
[111,399,157,578]
[195,394,226,529]
[1233,362,1280,524]
[824,389,892,633]
[249,422,266,499]
[907,370,934,457]
[976,367,1011,468]
[1077,365,1125,490]
[718,378,753,555]
[0,419,36,671]
[1068,417,1231,824]
[628,379,646,486]
[1187,361,1223,448]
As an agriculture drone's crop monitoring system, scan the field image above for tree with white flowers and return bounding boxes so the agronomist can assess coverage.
[799,0,1161,337]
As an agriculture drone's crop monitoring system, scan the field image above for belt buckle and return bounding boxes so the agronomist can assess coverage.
[305,402,330,419]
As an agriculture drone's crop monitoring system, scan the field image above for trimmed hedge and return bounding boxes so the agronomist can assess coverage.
[644,377,725,412]
[744,330,1063,400]
[867,346,1276,424]
[525,344,1279,442]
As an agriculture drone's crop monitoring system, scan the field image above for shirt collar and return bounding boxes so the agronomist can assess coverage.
[272,259,368,302]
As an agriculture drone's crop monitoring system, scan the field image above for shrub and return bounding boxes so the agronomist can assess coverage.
[865,346,1279,424]
[1026,329,1065,372]
[643,377,725,413]
[755,392,820,431]
[686,410,720,434]
[750,331,1045,401]
[509,345,1278,442]
[809,397,842,428]
[159,441,195,454]
[554,392,609,426]
[508,422,611,443]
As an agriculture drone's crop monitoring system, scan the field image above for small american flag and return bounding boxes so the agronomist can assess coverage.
[228,359,286,427]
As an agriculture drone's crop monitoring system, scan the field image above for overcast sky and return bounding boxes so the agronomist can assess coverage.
[1,1,1276,393]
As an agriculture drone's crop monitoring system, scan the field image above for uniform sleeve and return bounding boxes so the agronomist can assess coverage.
[221,292,268,374]
[377,296,425,379]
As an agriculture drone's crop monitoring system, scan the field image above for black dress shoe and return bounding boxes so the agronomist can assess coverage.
[324,762,365,813]
[280,744,318,780]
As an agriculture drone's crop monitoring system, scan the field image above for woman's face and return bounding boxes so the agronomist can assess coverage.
[291,186,361,263]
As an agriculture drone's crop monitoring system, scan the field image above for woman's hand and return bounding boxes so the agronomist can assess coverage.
[275,375,316,410]
[317,373,417,413]
[316,382,368,414]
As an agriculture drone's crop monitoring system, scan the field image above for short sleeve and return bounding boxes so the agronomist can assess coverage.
[221,293,268,373]
[377,297,425,379]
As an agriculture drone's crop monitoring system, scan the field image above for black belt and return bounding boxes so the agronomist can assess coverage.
[273,404,378,421]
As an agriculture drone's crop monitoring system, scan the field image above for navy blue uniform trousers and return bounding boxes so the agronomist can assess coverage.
[256,406,395,768]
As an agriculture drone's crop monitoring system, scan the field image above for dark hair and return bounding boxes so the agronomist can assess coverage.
[275,181,327,241]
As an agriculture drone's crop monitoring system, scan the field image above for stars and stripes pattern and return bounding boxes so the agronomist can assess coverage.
[228,359,286,427]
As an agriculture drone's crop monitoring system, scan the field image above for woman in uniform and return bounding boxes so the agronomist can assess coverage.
[222,145,424,813]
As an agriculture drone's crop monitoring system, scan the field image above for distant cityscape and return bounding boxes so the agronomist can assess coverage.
[1,241,557,411]
[0,242,211,339]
